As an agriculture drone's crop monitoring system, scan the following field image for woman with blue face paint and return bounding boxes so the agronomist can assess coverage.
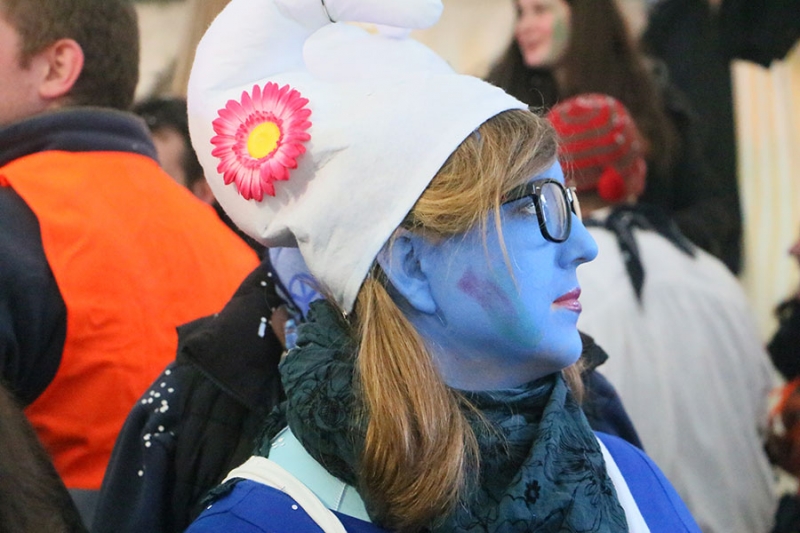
[183,0,700,531]
[392,158,597,391]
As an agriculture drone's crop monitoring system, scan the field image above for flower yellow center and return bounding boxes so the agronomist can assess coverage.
[247,121,281,159]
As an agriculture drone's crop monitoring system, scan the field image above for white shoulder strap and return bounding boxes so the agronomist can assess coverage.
[225,455,348,533]
[596,436,651,533]
[227,435,646,533]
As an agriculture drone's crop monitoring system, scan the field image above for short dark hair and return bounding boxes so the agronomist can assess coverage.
[1,0,140,110]
[133,97,205,187]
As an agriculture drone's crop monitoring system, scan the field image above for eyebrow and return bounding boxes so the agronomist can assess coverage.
[502,180,542,204]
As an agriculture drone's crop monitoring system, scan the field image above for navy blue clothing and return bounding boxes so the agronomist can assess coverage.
[581,333,644,450]
[0,188,65,405]
[96,322,641,533]
[584,370,643,449]
[0,108,157,169]
[0,109,157,406]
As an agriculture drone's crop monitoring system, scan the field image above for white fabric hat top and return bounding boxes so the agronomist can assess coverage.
[187,0,526,312]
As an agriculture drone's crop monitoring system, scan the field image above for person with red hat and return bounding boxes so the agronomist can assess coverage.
[547,93,648,214]
[549,93,779,533]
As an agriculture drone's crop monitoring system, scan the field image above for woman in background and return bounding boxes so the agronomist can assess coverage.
[487,0,742,273]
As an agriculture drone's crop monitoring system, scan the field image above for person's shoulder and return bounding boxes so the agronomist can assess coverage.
[188,480,384,533]
[0,184,60,303]
[652,240,749,307]
[597,433,700,532]
[204,481,312,531]
[0,187,36,247]
[597,432,654,467]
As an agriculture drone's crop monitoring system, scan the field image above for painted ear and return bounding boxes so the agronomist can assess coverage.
[376,229,437,315]
[37,39,84,102]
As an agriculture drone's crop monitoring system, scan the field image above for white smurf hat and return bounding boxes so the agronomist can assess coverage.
[188,0,526,312]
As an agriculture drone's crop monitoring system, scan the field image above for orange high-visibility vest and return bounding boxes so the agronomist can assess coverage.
[0,150,259,490]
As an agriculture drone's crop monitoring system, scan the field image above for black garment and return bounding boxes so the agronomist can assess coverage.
[773,493,800,533]
[719,0,800,67]
[0,108,157,169]
[643,0,800,271]
[643,0,746,274]
[580,333,643,450]
[644,0,737,190]
[768,298,800,381]
[642,66,740,274]
[93,260,288,533]
[0,109,158,406]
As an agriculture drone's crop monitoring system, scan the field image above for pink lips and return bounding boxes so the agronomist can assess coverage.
[553,288,582,312]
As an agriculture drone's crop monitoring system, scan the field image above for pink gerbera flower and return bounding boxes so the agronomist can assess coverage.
[210,82,312,201]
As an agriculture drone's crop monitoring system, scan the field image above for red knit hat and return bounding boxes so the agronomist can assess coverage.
[547,94,646,203]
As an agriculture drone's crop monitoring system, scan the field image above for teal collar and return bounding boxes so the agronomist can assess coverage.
[268,427,370,522]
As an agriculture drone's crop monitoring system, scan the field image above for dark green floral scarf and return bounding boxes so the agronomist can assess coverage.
[257,301,628,532]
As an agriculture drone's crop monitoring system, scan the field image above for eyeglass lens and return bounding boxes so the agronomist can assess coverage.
[539,181,570,241]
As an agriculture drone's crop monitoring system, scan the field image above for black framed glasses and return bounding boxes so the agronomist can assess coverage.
[502,179,582,243]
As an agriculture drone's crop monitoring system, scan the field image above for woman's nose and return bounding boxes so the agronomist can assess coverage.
[559,213,598,267]
[516,11,537,33]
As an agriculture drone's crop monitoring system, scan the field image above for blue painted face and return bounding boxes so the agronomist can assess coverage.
[412,161,598,390]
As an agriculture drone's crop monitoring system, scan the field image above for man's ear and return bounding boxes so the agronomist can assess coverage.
[376,229,437,315]
[37,39,84,102]
[191,178,217,205]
